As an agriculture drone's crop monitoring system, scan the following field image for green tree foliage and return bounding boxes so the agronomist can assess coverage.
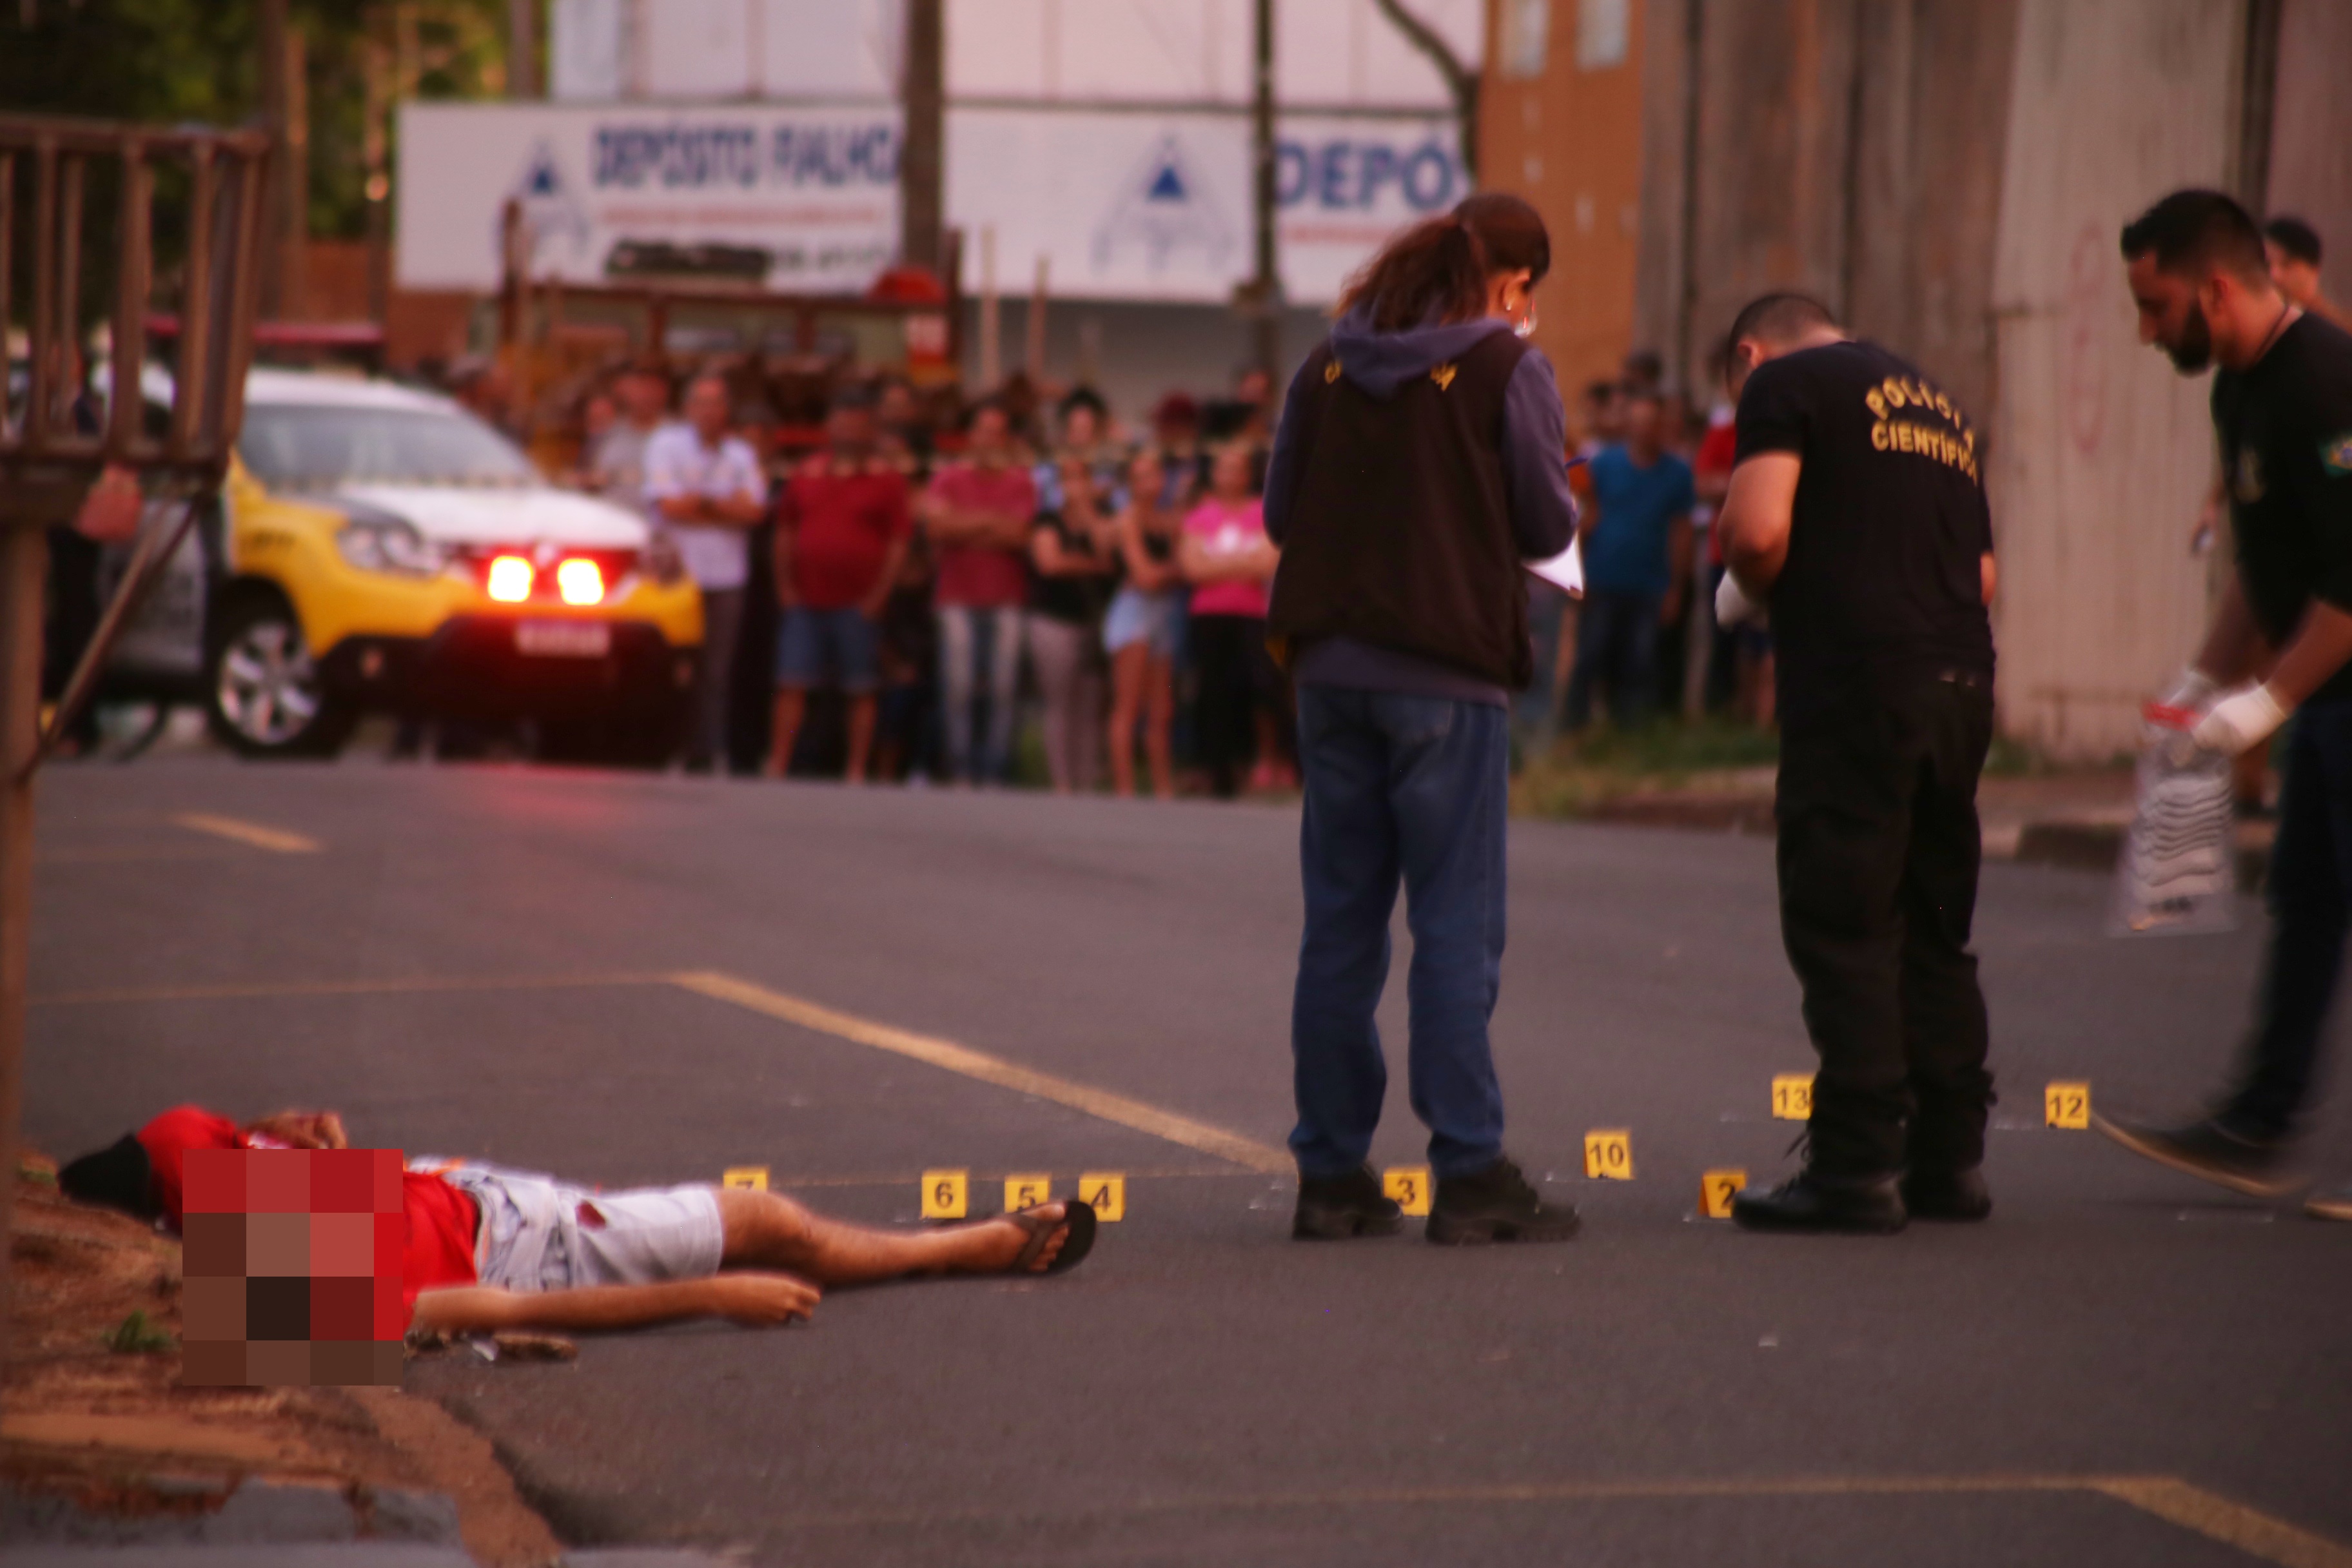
[2,0,509,242]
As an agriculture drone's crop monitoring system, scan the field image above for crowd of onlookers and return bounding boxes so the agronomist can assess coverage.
[447,340,1778,792]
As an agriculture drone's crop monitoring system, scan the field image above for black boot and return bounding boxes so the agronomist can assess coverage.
[1731,1168,1906,1234]
[1293,1165,1404,1240]
[1901,1166,1991,1222]
[1427,1157,1582,1244]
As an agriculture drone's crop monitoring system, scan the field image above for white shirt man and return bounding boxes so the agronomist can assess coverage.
[642,375,767,770]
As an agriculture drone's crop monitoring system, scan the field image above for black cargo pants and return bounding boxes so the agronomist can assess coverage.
[1776,669,1995,1178]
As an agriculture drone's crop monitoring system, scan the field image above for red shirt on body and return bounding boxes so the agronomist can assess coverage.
[925,460,1035,609]
[779,456,912,611]
[135,1105,478,1322]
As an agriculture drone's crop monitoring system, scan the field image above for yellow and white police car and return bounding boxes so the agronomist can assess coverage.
[112,369,702,760]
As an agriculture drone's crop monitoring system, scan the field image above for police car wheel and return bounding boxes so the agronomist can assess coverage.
[204,596,355,760]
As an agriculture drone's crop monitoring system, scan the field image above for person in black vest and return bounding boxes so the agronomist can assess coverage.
[1712,293,1999,1234]
[2097,191,2352,1222]
[1264,193,1582,1244]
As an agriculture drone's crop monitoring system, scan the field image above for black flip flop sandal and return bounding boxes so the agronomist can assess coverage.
[1008,1199,1097,1276]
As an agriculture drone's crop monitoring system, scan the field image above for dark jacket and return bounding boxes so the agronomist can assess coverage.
[1262,309,1578,696]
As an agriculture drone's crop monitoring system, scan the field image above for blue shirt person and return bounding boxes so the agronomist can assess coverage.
[1564,390,1694,727]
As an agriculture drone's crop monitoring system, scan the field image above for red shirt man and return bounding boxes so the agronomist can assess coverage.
[131,1104,479,1323]
[769,401,917,783]
[777,453,913,611]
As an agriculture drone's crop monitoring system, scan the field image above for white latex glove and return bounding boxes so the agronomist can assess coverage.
[2191,681,2289,756]
[2157,666,2219,712]
[1714,571,1763,629]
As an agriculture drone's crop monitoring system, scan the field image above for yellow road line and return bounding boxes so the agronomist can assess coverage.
[670,970,1292,1174]
[764,1164,1249,1190]
[32,973,674,1007]
[170,812,322,854]
[37,847,242,865]
[25,965,1291,1175]
[764,1471,2352,1564]
[2090,1478,2352,1568]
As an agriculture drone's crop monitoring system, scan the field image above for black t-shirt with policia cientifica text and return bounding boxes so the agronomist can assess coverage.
[2212,311,2352,707]
[1734,340,1995,720]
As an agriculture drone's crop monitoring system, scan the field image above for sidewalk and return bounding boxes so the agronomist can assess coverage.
[1568,763,2279,883]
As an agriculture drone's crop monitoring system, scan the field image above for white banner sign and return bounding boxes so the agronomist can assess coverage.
[396,103,901,293]
[946,106,1467,306]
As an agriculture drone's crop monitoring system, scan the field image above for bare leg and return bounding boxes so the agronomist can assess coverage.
[713,1188,1071,1286]
[1144,653,1175,798]
[769,688,808,778]
[845,693,878,783]
[1109,643,1146,797]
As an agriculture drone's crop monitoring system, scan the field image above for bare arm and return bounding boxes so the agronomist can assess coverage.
[1719,453,1802,595]
[1981,553,1997,607]
[1119,509,1176,593]
[706,488,769,528]
[410,1273,819,1336]
[2190,572,2269,687]
[1662,512,1693,622]
[656,493,711,524]
[2264,600,2352,707]
[860,533,910,620]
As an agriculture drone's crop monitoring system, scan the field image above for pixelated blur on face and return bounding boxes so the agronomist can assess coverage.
[877,381,917,424]
[970,406,1009,451]
[1625,396,1662,446]
[1063,405,1100,448]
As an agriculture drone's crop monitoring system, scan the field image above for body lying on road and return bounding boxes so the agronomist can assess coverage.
[59,1106,1095,1335]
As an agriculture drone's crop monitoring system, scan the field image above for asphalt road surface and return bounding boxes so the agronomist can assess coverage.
[28,760,2352,1568]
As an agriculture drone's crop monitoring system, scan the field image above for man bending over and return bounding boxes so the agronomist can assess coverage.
[60,1106,1095,1335]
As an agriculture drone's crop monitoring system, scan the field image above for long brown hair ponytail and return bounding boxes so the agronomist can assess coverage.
[1336,192,1552,332]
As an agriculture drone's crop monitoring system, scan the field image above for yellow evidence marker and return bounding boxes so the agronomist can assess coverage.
[2045,1082,2092,1130]
[721,1166,769,1191]
[1770,1073,1814,1121]
[1382,1166,1433,1216]
[1004,1173,1053,1212]
[1583,1130,1634,1181]
[1700,1170,1748,1219]
[921,1170,969,1220]
[1077,1173,1126,1222]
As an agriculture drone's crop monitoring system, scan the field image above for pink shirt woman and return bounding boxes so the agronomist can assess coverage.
[1181,495,1273,618]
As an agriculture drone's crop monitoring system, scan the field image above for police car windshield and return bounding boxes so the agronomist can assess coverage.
[239,406,539,490]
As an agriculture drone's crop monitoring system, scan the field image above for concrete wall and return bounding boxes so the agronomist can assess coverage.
[2266,0,2352,280]
[1986,0,2244,758]
[1631,0,2273,759]
[1479,0,1651,402]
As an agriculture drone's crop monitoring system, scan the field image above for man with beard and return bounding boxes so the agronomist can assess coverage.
[2100,190,2352,1221]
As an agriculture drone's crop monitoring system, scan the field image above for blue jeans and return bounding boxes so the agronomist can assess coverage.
[1565,587,1661,729]
[1289,685,1510,1179]
[776,606,880,692]
[2224,700,2352,1140]
[937,605,1024,783]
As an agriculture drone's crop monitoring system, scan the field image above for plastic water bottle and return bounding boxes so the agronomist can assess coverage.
[2108,702,2238,937]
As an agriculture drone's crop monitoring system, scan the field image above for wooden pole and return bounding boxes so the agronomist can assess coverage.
[0,518,52,1381]
[900,0,945,273]
[1248,0,1279,378]
[259,0,289,318]
[507,0,540,99]
[977,224,1000,390]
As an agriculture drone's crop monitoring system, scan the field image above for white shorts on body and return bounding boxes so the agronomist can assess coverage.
[440,1164,726,1295]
